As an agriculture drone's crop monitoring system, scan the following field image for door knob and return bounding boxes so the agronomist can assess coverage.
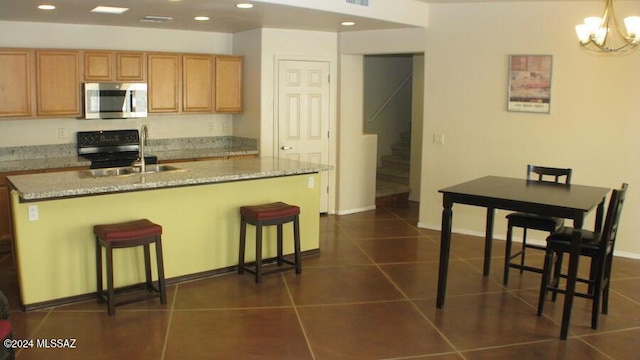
[280,146,293,150]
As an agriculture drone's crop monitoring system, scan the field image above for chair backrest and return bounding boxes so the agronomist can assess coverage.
[599,183,628,253]
[527,165,572,184]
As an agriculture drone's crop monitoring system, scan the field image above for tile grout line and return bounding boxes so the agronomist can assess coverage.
[283,273,316,360]
[336,210,466,359]
[160,283,179,360]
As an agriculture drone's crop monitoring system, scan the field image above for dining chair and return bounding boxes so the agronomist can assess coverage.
[537,183,628,330]
[503,165,573,285]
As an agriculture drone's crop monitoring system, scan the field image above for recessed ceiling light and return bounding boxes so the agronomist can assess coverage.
[91,6,130,15]
[236,3,254,9]
[341,21,356,26]
[194,16,210,21]
[38,5,56,10]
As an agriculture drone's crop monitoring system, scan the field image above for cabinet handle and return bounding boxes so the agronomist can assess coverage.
[280,146,293,150]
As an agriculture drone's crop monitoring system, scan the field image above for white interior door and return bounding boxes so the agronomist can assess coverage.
[277,60,330,213]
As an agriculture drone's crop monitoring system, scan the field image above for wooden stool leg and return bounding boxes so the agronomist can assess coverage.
[143,243,153,292]
[293,216,301,274]
[238,217,247,274]
[255,223,263,283]
[106,245,115,316]
[96,237,104,304]
[276,224,283,267]
[155,237,167,305]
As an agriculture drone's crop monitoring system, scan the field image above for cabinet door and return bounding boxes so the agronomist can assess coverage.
[148,53,180,113]
[84,51,113,81]
[215,56,243,113]
[0,49,32,117]
[36,50,80,116]
[183,55,213,112]
[116,52,145,81]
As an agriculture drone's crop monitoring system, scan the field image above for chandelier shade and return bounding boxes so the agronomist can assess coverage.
[575,0,640,53]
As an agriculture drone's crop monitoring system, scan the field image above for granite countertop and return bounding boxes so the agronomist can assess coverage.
[8,157,331,201]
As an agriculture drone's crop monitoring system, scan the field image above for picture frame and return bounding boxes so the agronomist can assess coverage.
[507,55,553,114]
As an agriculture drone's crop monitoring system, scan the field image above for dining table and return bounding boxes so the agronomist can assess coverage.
[437,175,610,339]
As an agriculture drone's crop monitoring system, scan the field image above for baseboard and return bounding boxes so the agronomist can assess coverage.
[416,222,640,260]
[336,205,376,215]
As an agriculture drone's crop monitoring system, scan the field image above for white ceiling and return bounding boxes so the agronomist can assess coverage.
[0,0,420,33]
[0,0,602,34]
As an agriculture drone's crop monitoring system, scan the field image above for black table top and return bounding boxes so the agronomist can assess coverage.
[439,176,611,213]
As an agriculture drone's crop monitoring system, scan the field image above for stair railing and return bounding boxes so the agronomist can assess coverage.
[368,71,413,123]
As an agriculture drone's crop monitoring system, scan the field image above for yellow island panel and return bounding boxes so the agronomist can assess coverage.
[11,174,320,307]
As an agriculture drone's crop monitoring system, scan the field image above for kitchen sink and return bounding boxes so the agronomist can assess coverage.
[82,165,184,178]
[127,164,184,174]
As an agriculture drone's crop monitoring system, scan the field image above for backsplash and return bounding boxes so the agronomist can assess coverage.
[0,136,258,162]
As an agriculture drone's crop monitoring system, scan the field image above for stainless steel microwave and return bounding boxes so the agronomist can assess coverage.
[83,82,147,119]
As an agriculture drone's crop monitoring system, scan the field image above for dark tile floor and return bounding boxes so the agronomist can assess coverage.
[1,201,639,359]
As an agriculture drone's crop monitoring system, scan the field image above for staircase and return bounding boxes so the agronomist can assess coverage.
[376,131,411,205]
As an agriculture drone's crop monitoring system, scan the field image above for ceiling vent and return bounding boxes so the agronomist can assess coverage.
[345,0,369,6]
[139,16,174,23]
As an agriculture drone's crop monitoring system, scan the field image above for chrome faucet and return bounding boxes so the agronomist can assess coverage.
[134,125,149,173]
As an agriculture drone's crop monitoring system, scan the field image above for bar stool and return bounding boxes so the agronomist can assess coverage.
[94,219,167,316]
[238,202,301,283]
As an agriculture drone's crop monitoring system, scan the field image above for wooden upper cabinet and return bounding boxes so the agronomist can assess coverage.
[84,51,145,82]
[0,49,33,117]
[148,53,181,113]
[183,54,213,112]
[215,55,243,113]
[84,51,113,81]
[36,50,80,116]
[116,52,145,81]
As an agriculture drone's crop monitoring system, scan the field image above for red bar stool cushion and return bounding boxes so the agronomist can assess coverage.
[240,202,300,221]
[94,219,162,242]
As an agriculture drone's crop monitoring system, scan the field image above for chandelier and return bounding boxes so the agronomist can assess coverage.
[575,0,640,53]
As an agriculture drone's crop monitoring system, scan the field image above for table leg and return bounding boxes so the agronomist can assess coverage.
[483,207,495,276]
[437,195,453,309]
[560,229,582,340]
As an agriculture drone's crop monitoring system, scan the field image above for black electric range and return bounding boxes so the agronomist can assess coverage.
[77,129,157,169]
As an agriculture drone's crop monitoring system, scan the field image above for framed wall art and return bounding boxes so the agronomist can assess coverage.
[507,55,553,114]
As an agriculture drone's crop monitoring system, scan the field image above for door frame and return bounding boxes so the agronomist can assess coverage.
[273,54,337,214]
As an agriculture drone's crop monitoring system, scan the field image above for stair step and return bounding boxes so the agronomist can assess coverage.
[400,131,411,144]
[391,143,410,158]
[376,180,411,198]
[377,166,409,185]
[381,155,410,170]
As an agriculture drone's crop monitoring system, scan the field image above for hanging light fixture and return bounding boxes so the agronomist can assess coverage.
[575,0,640,53]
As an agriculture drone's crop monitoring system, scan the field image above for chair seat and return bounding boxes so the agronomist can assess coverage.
[547,226,602,251]
[507,212,563,231]
[240,202,300,221]
[94,219,162,242]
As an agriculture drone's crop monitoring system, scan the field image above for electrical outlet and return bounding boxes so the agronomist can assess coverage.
[28,205,39,221]
[57,128,66,139]
[308,176,315,189]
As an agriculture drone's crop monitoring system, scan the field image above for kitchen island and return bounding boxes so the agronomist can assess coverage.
[8,157,329,310]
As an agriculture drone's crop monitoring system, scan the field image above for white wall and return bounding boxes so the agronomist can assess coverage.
[338,54,378,214]
[419,2,640,258]
[410,55,424,202]
[0,21,235,145]
[232,29,263,141]
[338,28,427,213]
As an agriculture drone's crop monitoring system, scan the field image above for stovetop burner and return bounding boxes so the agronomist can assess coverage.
[77,129,157,169]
